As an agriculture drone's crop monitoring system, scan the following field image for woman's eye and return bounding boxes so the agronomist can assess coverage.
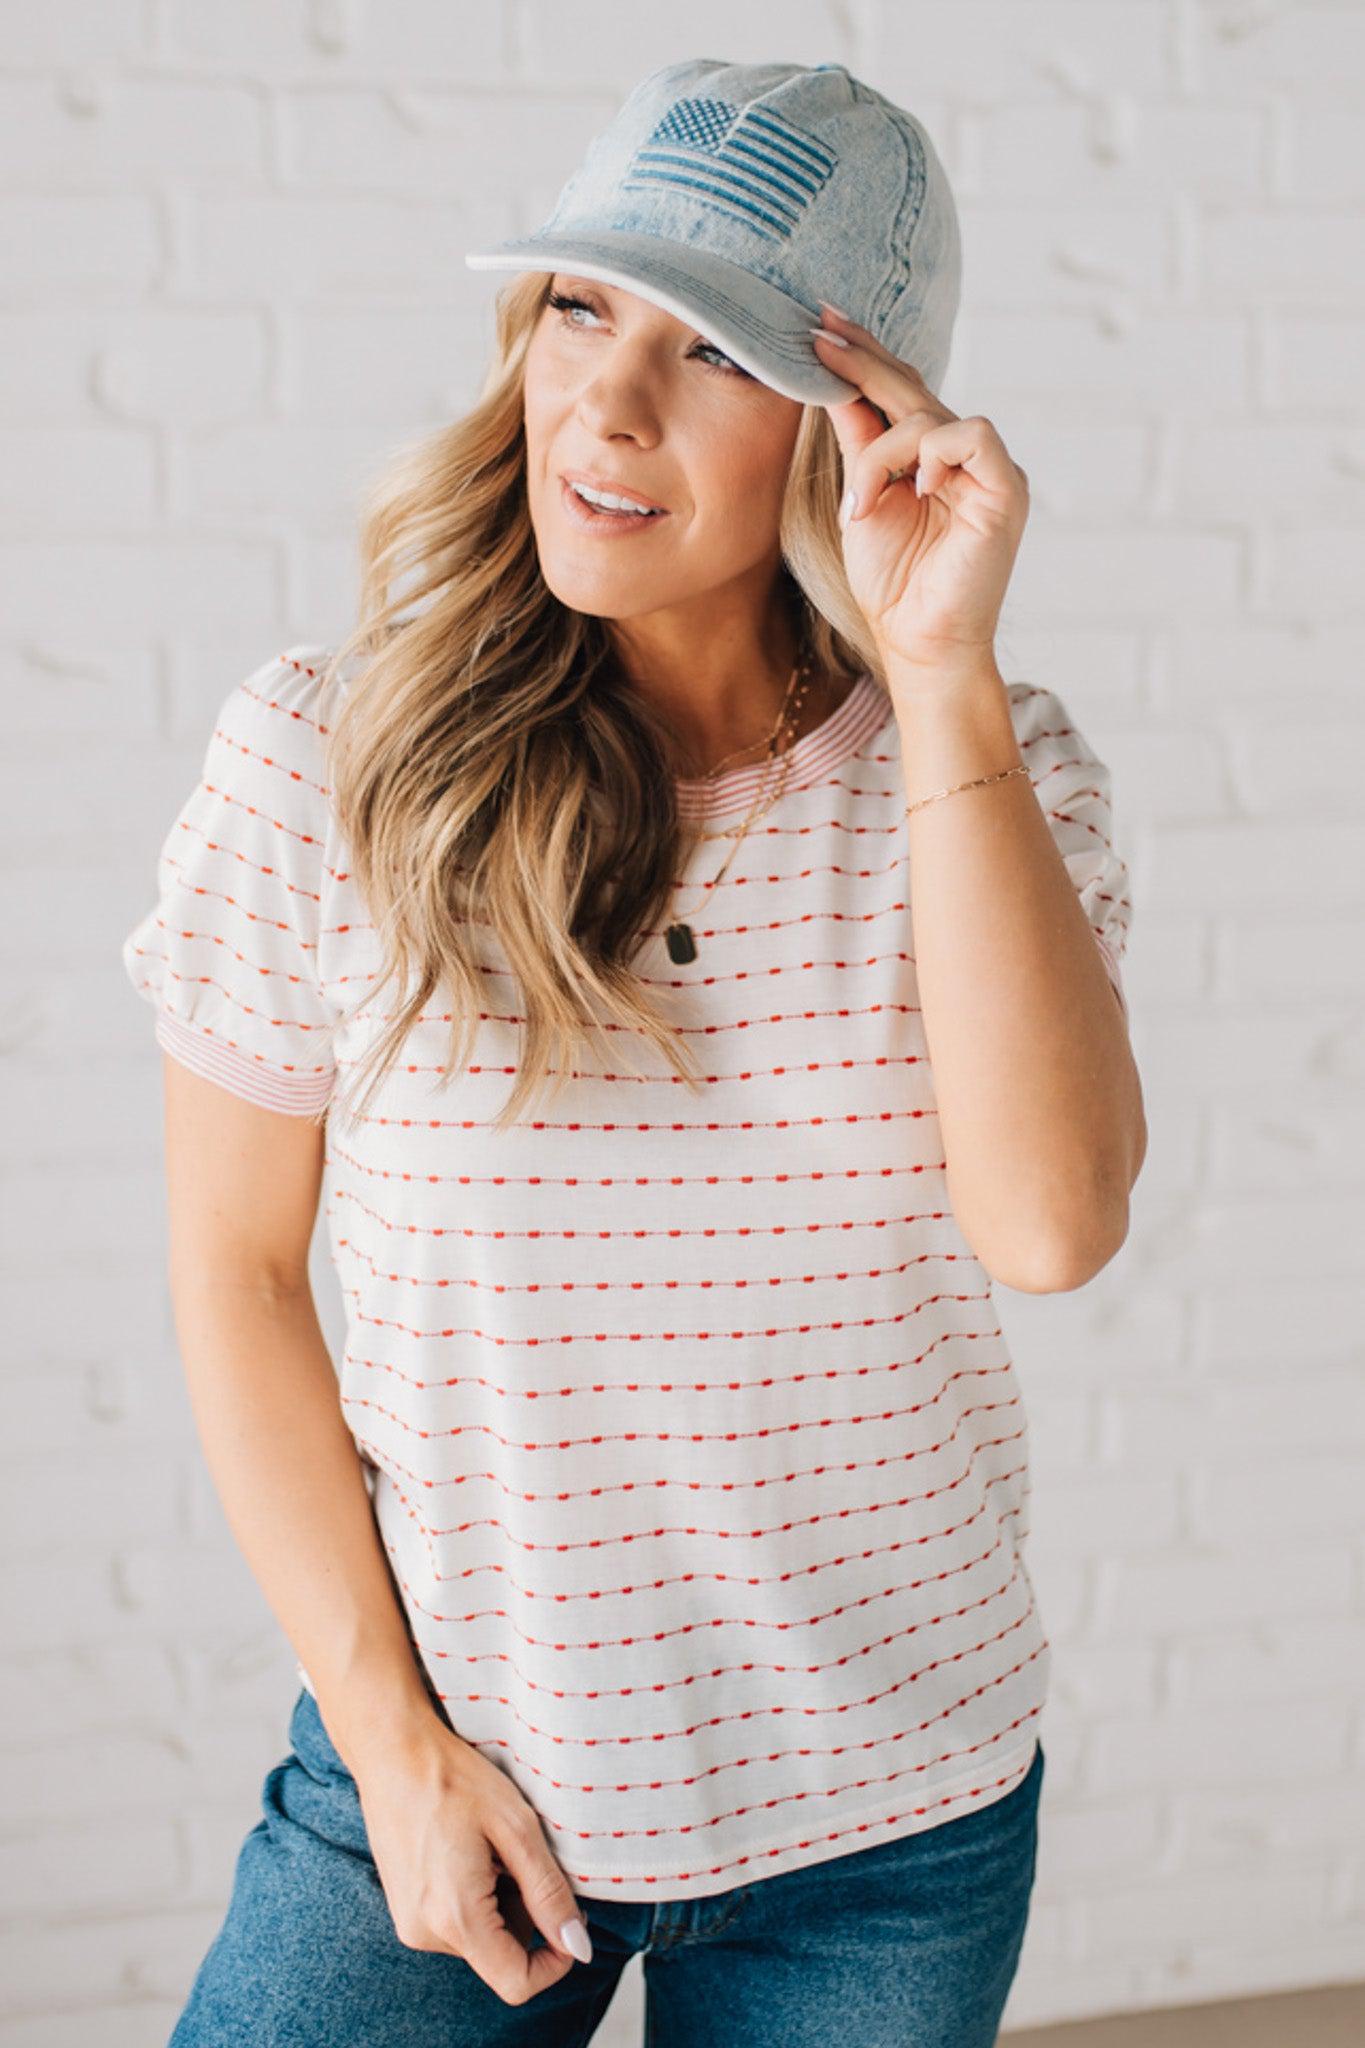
[547,289,597,329]
[545,289,745,377]
[697,340,746,376]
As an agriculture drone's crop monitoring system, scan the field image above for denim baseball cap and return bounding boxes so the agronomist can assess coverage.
[464,57,961,403]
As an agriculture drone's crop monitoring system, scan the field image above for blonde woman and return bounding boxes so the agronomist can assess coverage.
[125,58,1144,2048]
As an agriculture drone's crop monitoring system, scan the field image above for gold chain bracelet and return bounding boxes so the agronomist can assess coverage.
[905,762,1030,816]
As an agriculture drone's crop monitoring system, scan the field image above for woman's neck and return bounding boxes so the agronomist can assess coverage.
[677,666,855,780]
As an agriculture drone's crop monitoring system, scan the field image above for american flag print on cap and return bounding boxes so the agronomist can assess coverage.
[622,94,837,243]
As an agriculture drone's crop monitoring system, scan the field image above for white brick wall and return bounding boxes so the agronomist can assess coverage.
[5,3,1361,2041]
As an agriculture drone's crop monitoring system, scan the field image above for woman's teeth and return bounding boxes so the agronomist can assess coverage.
[570,482,661,515]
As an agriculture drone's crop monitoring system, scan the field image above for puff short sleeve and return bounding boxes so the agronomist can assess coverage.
[121,645,340,1115]
[1006,681,1134,1023]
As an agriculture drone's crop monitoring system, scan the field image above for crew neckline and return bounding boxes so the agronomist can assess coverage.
[673,671,893,821]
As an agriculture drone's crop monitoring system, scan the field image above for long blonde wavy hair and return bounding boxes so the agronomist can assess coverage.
[314,269,888,1134]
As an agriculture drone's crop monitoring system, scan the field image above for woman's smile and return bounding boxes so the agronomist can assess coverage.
[559,474,673,537]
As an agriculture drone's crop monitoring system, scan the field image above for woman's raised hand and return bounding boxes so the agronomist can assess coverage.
[810,302,1030,691]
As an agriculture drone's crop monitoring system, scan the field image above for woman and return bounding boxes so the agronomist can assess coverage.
[124,57,1144,2048]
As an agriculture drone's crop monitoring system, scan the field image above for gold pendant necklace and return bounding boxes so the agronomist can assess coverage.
[664,645,817,965]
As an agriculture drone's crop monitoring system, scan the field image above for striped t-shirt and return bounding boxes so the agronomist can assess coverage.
[122,644,1131,1902]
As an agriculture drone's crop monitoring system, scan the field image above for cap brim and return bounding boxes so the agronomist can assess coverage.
[464,229,857,406]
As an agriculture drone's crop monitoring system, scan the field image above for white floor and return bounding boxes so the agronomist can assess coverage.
[1005,1981,1365,2047]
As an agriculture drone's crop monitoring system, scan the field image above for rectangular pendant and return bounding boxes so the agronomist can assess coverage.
[665,922,697,964]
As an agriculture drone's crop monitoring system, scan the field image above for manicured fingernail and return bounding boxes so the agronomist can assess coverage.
[807,324,850,349]
[820,300,852,321]
[560,1916,592,1963]
[839,485,859,527]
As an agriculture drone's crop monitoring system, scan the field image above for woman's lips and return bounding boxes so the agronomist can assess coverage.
[560,476,671,536]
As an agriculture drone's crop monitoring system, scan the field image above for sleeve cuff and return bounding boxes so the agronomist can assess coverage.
[153,1009,335,1116]
[1093,933,1129,1023]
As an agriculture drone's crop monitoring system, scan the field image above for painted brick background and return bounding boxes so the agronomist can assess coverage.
[3,3,1363,2041]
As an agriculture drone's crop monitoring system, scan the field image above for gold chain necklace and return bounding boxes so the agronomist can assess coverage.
[664,644,818,966]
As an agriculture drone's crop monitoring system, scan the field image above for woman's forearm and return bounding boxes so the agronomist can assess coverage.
[887,655,1145,1290]
[168,1273,447,1774]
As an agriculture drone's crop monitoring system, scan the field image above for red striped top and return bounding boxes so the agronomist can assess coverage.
[122,644,1132,1901]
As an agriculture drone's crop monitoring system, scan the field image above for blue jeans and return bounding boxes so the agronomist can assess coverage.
[170,1685,1044,2046]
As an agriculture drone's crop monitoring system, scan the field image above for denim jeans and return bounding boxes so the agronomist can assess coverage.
[169,1685,1044,2047]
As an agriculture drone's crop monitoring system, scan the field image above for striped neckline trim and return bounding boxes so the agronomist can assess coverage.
[673,672,893,821]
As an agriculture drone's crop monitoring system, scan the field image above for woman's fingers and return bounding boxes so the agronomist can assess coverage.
[441,1845,580,2006]
[811,307,961,517]
[812,304,944,422]
[845,415,1023,520]
[487,1806,594,1972]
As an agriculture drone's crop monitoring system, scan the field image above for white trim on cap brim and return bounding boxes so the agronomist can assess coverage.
[464,233,857,406]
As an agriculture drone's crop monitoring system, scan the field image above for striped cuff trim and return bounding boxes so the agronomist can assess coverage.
[153,1010,335,1115]
[1093,933,1129,1022]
